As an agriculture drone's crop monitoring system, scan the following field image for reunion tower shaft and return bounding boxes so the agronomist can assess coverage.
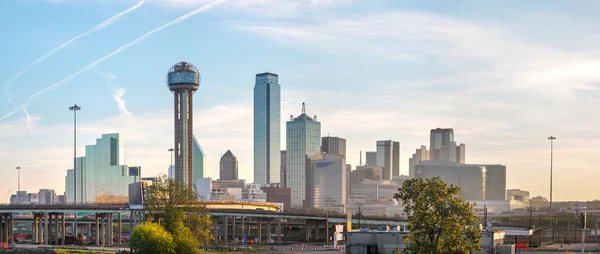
[167,62,200,189]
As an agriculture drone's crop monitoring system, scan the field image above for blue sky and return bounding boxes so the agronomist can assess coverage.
[2,0,600,201]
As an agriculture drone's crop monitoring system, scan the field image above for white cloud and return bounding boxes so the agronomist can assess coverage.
[112,88,133,117]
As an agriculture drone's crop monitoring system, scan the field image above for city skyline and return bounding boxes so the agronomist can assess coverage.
[2,0,600,201]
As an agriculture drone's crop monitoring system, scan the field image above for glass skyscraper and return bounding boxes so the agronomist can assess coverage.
[254,72,281,185]
[65,133,136,203]
[193,135,205,186]
[286,103,321,207]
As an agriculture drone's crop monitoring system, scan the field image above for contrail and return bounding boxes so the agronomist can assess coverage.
[2,0,145,129]
[3,0,145,100]
[0,0,226,122]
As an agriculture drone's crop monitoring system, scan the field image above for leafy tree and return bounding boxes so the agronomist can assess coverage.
[144,175,212,252]
[394,177,481,254]
[130,222,176,254]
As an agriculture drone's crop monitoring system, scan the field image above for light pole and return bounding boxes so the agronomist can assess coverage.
[548,136,556,242]
[70,104,81,238]
[16,166,21,204]
[168,148,174,177]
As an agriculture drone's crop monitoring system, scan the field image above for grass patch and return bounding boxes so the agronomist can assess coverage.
[54,250,117,254]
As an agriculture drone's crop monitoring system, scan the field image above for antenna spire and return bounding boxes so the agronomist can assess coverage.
[302,102,306,114]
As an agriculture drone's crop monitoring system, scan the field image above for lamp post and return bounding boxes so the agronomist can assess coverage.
[548,136,556,242]
[16,166,21,204]
[168,148,174,177]
[69,104,81,238]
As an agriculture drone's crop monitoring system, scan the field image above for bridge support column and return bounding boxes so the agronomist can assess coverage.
[258,221,262,244]
[224,216,228,245]
[118,213,122,245]
[326,219,329,243]
[108,213,114,246]
[95,214,100,246]
[305,225,310,242]
[0,214,4,243]
[316,224,320,242]
[232,216,236,241]
[10,214,15,244]
[61,213,66,245]
[241,216,245,243]
[43,212,49,245]
[32,215,37,243]
[267,222,272,244]
[277,219,282,244]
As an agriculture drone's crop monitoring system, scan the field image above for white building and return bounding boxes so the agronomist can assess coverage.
[310,154,346,209]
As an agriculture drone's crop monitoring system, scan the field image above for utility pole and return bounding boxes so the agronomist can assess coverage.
[69,104,81,238]
[528,207,533,246]
[548,136,556,242]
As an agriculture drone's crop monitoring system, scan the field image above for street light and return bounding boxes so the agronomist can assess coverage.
[168,148,175,176]
[69,104,81,238]
[548,136,556,242]
[16,166,21,192]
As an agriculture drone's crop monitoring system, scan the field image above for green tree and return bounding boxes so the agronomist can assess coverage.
[130,222,176,254]
[394,177,481,254]
[144,175,212,253]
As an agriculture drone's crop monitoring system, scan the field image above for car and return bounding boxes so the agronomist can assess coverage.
[238,245,252,250]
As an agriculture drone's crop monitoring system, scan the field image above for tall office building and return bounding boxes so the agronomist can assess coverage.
[193,135,206,184]
[280,150,287,187]
[219,150,239,180]
[408,145,429,178]
[167,62,200,189]
[430,128,466,163]
[321,136,346,158]
[254,72,281,185]
[456,143,466,164]
[65,133,137,203]
[286,103,321,207]
[416,160,506,200]
[309,154,346,209]
[365,151,377,166]
[376,140,400,180]
[38,189,57,205]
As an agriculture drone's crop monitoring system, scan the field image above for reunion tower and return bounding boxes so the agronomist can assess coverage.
[167,62,200,189]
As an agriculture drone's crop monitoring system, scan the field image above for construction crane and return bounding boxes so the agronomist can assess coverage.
[4,188,10,204]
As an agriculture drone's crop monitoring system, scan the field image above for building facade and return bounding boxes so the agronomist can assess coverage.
[286,103,321,207]
[254,72,281,185]
[309,154,346,209]
[321,136,346,158]
[261,184,292,210]
[507,189,530,207]
[416,160,506,201]
[219,150,238,180]
[429,128,466,163]
[167,62,200,189]
[38,189,56,205]
[365,151,377,166]
[376,140,399,180]
[408,145,429,178]
[65,133,137,203]
[280,150,287,187]
[192,135,206,184]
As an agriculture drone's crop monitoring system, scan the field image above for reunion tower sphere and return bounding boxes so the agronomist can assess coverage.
[167,62,201,91]
[167,61,200,190]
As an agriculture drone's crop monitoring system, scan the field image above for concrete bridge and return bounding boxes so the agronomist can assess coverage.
[0,203,406,247]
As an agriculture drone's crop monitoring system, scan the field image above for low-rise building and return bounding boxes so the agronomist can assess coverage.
[507,189,530,207]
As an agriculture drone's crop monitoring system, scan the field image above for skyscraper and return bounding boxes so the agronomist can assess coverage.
[65,133,137,203]
[321,136,346,158]
[408,145,429,178]
[365,151,377,166]
[376,140,400,180]
[167,62,200,189]
[192,135,206,184]
[286,103,321,207]
[280,150,287,187]
[254,72,281,185]
[456,143,466,164]
[310,154,346,209]
[219,150,238,180]
[38,189,57,205]
[430,128,466,163]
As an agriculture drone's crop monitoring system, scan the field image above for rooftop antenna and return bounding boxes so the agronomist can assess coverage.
[302,102,306,114]
[360,151,362,166]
